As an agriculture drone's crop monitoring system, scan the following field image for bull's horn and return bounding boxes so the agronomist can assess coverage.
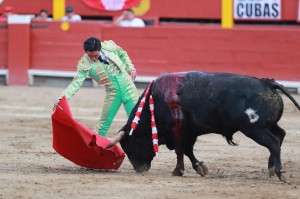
[105,131,125,149]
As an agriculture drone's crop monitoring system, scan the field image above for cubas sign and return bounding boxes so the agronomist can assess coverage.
[234,0,281,20]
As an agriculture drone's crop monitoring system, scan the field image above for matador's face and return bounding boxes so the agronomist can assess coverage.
[86,50,100,62]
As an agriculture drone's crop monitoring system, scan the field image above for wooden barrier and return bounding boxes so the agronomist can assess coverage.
[30,20,106,71]
[0,21,7,70]
[0,20,299,92]
[101,25,300,82]
[25,21,300,81]
[7,15,31,85]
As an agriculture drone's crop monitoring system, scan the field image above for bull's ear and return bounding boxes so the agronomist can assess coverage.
[105,131,125,149]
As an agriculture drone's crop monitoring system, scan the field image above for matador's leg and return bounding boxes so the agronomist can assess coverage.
[122,87,138,117]
[118,74,139,117]
[123,98,136,117]
[96,89,121,137]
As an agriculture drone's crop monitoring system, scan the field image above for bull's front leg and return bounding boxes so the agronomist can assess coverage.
[172,148,184,176]
[184,135,209,176]
[169,107,189,176]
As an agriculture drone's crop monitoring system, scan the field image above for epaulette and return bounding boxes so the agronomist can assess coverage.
[77,55,92,70]
[101,40,117,51]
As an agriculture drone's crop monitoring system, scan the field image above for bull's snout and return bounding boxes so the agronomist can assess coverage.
[133,163,151,173]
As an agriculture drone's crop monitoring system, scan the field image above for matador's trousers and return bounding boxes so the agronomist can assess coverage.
[96,72,138,137]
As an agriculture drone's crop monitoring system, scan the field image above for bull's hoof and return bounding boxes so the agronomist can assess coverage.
[276,169,287,183]
[268,167,275,177]
[278,173,287,183]
[172,168,184,176]
[194,162,209,176]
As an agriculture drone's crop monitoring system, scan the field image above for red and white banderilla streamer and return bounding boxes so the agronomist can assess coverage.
[149,95,158,153]
[129,82,151,136]
[129,81,158,153]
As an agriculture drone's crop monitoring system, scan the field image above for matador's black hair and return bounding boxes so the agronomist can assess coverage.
[83,37,101,52]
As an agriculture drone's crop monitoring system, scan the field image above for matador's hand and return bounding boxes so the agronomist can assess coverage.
[130,70,137,81]
[53,96,63,111]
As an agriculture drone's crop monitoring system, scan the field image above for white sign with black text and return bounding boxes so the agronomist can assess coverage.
[234,0,281,20]
[298,0,300,22]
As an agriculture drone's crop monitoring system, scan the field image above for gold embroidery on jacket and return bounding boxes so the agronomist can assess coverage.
[93,65,111,85]
[104,62,120,77]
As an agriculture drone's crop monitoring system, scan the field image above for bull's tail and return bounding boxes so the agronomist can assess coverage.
[267,79,300,110]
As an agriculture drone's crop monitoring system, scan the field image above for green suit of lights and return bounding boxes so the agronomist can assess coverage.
[63,40,139,137]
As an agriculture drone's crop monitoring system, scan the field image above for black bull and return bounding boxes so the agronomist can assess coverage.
[107,72,300,182]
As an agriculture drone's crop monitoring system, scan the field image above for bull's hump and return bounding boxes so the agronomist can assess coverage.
[156,73,185,95]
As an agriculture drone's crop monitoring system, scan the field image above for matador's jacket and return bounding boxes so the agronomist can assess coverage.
[62,40,139,137]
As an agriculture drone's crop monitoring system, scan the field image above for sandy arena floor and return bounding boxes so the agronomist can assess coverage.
[0,86,299,199]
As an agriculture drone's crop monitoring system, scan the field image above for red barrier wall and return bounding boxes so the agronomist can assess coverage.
[8,22,30,85]
[101,25,300,81]
[0,21,7,69]
[26,21,300,82]
[30,21,107,71]
[0,0,299,21]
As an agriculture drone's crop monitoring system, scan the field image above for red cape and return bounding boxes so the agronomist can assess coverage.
[51,96,125,170]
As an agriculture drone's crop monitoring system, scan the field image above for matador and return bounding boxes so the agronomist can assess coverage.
[61,37,139,137]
